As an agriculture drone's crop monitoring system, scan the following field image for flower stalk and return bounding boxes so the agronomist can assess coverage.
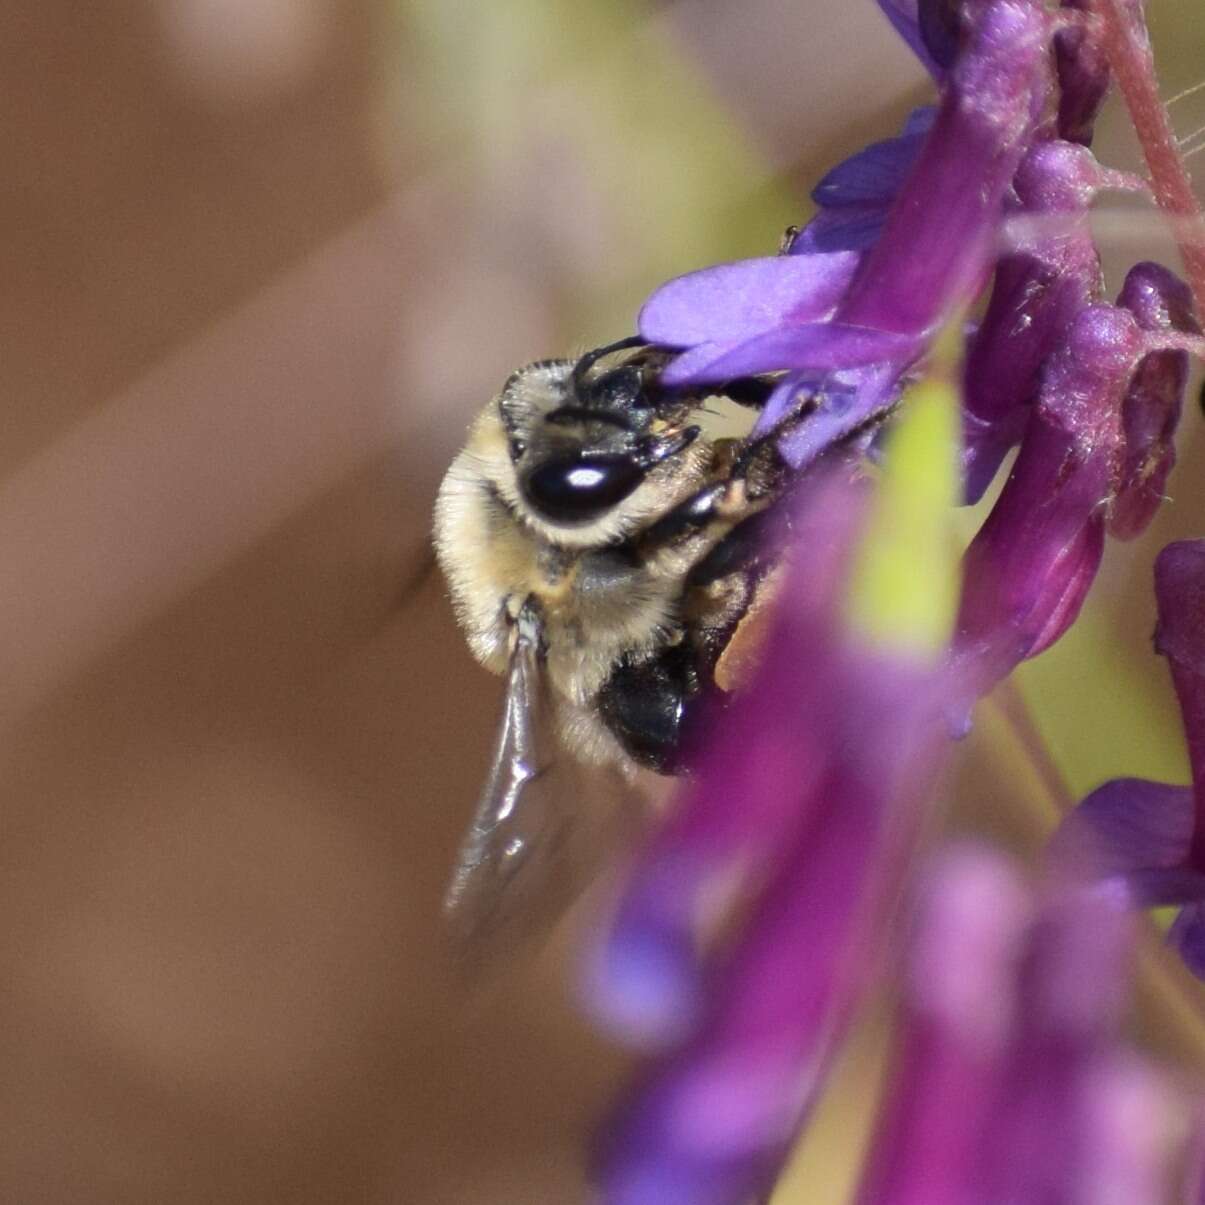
[1093,0,1205,315]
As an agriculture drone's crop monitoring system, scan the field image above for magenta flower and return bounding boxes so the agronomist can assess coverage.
[1110,263,1198,540]
[1052,0,1110,146]
[961,140,1108,504]
[873,0,957,79]
[952,303,1137,701]
[640,0,1048,470]
[852,848,1031,1205]
[786,106,934,258]
[968,889,1141,1201]
[587,472,949,1205]
[582,476,872,1048]
[952,261,1198,708]
[1052,541,1205,978]
[855,849,1171,1205]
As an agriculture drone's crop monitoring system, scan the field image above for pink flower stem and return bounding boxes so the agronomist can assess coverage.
[1094,0,1205,318]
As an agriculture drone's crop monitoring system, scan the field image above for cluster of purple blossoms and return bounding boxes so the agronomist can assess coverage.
[582,0,1205,1202]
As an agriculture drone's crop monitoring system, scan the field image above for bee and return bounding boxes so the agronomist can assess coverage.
[433,337,797,951]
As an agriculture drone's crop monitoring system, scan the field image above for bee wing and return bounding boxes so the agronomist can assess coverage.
[443,609,639,960]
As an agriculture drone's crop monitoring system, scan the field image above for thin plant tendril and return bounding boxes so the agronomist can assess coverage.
[1166,77,1205,108]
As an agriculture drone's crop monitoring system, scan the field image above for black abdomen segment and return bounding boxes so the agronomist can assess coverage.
[596,643,702,775]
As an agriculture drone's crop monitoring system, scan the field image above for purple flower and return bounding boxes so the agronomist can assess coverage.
[961,140,1107,503]
[835,0,1045,339]
[1053,0,1111,145]
[854,849,1172,1205]
[1051,541,1205,978]
[952,303,1136,701]
[969,890,1140,1201]
[585,0,1205,1199]
[587,474,948,1205]
[1110,262,1198,540]
[853,847,1030,1205]
[788,107,935,257]
[640,0,1049,471]
[874,0,959,79]
[962,144,1170,504]
[952,262,1196,705]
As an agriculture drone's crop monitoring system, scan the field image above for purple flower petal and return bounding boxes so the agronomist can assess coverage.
[962,141,1109,500]
[954,304,1143,697]
[1110,263,1196,540]
[1154,541,1205,677]
[752,375,808,435]
[790,109,936,260]
[1041,303,1145,426]
[595,765,894,1205]
[1152,542,1205,929]
[1113,868,1205,909]
[655,339,741,384]
[1053,0,1110,146]
[954,412,1109,691]
[772,364,902,470]
[811,109,935,208]
[838,0,1048,337]
[962,253,1098,503]
[861,852,1171,1205]
[789,204,896,255]
[854,848,1030,1205]
[1073,1056,1173,1205]
[585,475,870,1045]
[648,0,1044,420]
[1169,903,1205,979]
[917,0,962,73]
[972,892,1134,1202]
[1021,894,1131,1040]
[596,667,941,1205]
[1043,543,1205,980]
[1050,778,1194,880]
[639,253,859,348]
[660,323,917,386]
[874,0,950,78]
[1155,541,1205,802]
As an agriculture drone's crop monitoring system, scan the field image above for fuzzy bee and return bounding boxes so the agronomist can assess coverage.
[434,337,800,950]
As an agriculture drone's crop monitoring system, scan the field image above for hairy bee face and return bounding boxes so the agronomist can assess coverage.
[492,351,708,549]
[434,339,781,737]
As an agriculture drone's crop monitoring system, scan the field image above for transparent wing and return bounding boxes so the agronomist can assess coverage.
[443,605,640,961]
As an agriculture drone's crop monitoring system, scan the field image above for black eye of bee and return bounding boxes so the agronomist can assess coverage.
[522,454,644,523]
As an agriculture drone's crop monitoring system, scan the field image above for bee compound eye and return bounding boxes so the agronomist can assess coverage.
[522,454,645,523]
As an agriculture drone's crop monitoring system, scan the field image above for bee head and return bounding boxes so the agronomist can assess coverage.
[498,342,701,528]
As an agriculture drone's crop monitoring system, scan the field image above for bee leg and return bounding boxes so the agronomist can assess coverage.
[684,509,775,589]
[636,441,785,575]
[596,643,705,775]
[635,481,729,553]
[636,463,771,559]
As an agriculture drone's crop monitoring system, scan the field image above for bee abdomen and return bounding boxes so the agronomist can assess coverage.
[596,644,702,775]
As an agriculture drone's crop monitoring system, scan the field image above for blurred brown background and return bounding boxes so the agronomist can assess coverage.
[0,1,1203,1202]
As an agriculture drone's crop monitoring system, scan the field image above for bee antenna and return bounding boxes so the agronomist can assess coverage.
[571,335,647,389]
